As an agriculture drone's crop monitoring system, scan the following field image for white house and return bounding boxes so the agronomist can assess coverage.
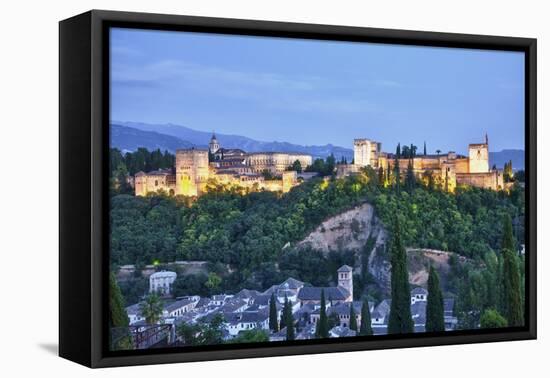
[162,297,199,318]
[224,311,270,338]
[125,303,144,325]
[149,271,177,295]
[411,287,428,305]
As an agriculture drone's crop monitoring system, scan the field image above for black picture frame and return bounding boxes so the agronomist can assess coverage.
[59,9,537,368]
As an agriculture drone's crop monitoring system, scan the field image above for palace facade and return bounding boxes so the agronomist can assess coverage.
[340,134,505,191]
[135,133,312,197]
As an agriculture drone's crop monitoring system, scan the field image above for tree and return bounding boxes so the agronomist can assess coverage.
[349,303,358,331]
[359,300,373,336]
[503,160,513,182]
[423,141,427,156]
[436,149,441,156]
[109,272,133,350]
[394,144,401,194]
[112,162,132,194]
[325,154,336,176]
[229,329,269,343]
[139,292,163,324]
[269,292,279,332]
[292,159,303,173]
[426,266,445,332]
[480,309,508,328]
[177,314,225,345]
[405,158,415,192]
[500,215,523,326]
[502,250,523,327]
[401,145,410,159]
[283,297,295,340]
[198,314,225,345]
[205,272,222,291]
[388,217,414,334]
[501,214,516,252]
[315,289,329,338]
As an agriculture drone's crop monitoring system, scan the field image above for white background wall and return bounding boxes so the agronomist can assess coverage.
[0,0,547,376]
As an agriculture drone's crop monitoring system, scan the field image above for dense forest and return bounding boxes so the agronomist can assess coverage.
[110,149,526,329]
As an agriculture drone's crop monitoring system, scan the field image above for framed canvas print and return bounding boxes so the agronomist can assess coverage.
[59,10,537,368]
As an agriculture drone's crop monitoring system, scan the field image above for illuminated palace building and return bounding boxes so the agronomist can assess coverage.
[135,133,313,197]
[340,134,506,192]
[135,132,507,197]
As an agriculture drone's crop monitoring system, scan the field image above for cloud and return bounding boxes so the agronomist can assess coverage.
[112,59,321,93]
[111,59,381,114]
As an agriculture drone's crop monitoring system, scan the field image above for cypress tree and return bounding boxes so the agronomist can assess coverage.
[279,298,287,331]
[269,292,279,332]
[501,215,523,326]
[349,303,358,331]
[426,266,445,332]
[359,300,373,336]
[423,141,427,156]
[284,297,295,340]
[388,217,414,334]
[315,289,329,338]
[502,214,515,252]
[394,144,401,194]
[109,272,133,350]
[405,158,415,192]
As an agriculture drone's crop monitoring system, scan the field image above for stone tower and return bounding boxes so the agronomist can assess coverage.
[209,132,220,154]
[468,135,489,173]
[175,148,209,197]
[337,265,353,301]
[353,139,380,168]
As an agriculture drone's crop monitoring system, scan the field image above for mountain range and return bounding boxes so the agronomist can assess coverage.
[110,121,524,169]
[114,121,354,161]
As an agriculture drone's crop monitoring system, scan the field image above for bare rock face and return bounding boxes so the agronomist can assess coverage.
[298,203,386,253]
[294,202,466,296]
[297,203,392,292]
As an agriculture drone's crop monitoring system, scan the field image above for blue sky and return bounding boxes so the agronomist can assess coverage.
[110,27,525,154]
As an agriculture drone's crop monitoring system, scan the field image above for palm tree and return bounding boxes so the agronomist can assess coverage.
[140,292,164,324]
[436,149,441,156]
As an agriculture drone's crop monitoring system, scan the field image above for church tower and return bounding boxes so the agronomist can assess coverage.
[209,132,220,154]
[337,265,353,301]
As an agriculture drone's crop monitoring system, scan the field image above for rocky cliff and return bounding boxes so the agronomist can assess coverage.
[295,202,464,296]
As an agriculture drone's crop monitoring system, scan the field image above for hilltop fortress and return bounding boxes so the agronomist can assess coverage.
[135,132,506,197]
[135,133,312,197]
[341,134,504,191]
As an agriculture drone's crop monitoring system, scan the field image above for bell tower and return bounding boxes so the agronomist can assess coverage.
[209,132,220,154]
[337,265,353,301]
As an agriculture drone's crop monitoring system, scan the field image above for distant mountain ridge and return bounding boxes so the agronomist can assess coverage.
[489,149,525,170]
[115,121,354,160]
[110,124,195,153]
[110,121,524,169]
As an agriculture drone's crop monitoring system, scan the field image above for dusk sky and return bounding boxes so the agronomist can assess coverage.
[110,27,525,154]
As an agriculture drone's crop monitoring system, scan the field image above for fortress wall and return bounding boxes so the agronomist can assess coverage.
[135,174,175,196]
[456,171,500,190]
[454,158,469,174]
